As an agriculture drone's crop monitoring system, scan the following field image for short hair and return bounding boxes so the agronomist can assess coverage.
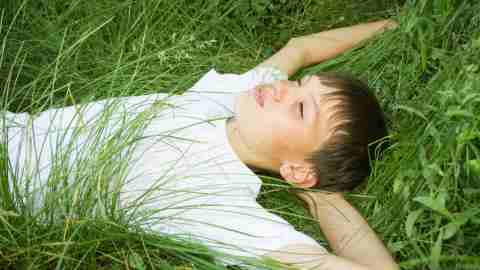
[305,73,389,192]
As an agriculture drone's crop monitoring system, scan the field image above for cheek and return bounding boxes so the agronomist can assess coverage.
[267,114,299,135]
[278,126,300,148]
[268,117,310,154]
[238,112,282,146]
[261,115,299,146]
[235,97,301,148]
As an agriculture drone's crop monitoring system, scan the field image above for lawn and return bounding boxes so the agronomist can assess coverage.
[1,0,479,269]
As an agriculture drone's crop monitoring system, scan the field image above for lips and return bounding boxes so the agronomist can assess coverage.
[250,87,264,107]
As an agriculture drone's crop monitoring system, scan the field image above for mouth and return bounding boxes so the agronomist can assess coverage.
[249,87,264,107]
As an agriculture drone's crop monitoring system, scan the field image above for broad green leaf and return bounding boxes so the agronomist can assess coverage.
[467,159,480,176]
[443,209,480,239]
[457,130,480,144]
[451,211,474,226]
[431,231,443,270]
[471,217,480,225]
[413,193,450,217]
[406,209,423,238]
[393,176,403,194]
[443,222,459,239]
[128,252,145,270]
[428,163,444,177]
[437,191,448,210]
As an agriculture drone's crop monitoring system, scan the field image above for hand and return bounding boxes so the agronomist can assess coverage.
[384,19,399,30]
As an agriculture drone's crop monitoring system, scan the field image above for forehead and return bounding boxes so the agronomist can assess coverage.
[303,78,346,149]
[303,75,343,95]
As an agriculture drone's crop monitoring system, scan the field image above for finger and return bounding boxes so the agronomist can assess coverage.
[295,192,310,201]
[296,192,316,206]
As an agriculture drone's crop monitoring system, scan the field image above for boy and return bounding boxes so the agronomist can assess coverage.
[2,19,398,269]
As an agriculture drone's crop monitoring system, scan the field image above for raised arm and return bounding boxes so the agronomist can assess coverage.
[264,192,398,270]
[257,19,398,76]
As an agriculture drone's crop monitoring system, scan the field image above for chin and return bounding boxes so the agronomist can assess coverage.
[249,164,281,178]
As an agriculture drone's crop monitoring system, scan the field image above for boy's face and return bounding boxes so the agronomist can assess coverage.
[234,75,338,167]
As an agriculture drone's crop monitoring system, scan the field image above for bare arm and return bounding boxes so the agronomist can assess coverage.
[264,244,372,270]
[257,19,398,76]
[263,192,398,270]
[300,192,398,270]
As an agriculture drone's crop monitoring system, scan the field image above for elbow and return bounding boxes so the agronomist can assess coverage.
[285,37,310,68]
[286,37,301,48]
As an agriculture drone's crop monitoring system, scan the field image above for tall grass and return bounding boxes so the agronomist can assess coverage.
[1,0,479,269]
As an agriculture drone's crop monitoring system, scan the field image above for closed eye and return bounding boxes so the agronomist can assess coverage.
[299,102,304,118]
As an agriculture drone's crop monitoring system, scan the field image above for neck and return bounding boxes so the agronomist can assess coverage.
[225,117,278,172]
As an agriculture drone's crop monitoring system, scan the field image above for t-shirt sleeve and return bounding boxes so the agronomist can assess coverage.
[150,193,325,263]
[181,67,288,119]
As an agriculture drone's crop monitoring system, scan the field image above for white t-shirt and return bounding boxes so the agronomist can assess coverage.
[1,67,324,262]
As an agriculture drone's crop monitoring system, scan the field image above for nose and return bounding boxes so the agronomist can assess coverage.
[273,88,283,102]
[273,81,292,102]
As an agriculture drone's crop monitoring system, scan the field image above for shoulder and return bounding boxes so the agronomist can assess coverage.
[191,66,288,91]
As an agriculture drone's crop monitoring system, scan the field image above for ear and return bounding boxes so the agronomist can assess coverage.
[279,161,318,188]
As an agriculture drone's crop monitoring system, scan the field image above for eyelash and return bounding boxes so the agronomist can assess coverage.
[296,80,304,119]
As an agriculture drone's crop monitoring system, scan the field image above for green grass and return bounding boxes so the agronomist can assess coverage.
[1,0,479,269]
